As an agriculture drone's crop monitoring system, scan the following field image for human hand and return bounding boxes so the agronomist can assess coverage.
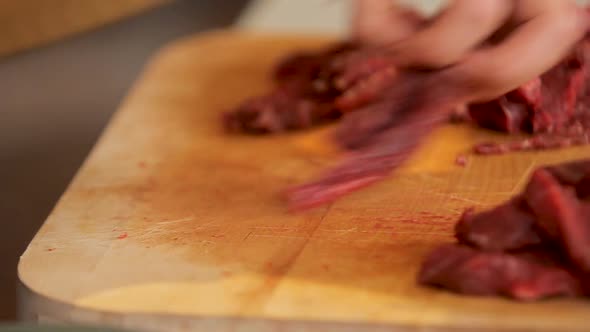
[353,0,588,103]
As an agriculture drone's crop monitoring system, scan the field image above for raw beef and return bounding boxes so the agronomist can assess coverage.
[524,168,590,273]
[223,42,357,134]
[577,174,590,198]
[472,39,590,154]
[287,72,459,210]
[418,244,582,300]
[546,158,590,186]
[226,35,590,210]
[468,96,530,134]
[419,159,590,301]
[454,199,543,251]
[223,91,338,134]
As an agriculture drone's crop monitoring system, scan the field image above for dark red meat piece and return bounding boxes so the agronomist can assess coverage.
[286,72,458,210]
[527,57,585,134]
[577,174,590,198]
[224,42,404,135]
[468,79,541,134]
[544,159,590,199]
[545,159,590,186]
[455,199,543,251]
[223,91,339,134]
[513,78,543,109]
[420,159,590,300]
[224,42,360,134]
[273,53,322,84]
[524,169,590,273]
[472,39,590,155]
[418,244,583,300]
[468,96,530,134]
[274,42,358,84]
[470,42,587,135]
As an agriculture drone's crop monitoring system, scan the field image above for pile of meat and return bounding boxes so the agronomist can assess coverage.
[224,37,590,210]
[419,159,590,300]
[470,39,590,155]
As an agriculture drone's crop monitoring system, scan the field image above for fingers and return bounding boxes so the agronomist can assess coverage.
[390,0,512,68]
[352,0,425,46]
[447,3,588,103]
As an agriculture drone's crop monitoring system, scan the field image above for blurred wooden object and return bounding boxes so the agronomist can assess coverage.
[0,0,169,57]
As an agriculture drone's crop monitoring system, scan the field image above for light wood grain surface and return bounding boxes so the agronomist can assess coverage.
[18,31,590,331]
[0,0,168,57]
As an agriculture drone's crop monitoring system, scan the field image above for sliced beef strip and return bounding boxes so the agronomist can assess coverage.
[512,78,543,110]
[540,158,590,198]
[225,42,361,134]
[468,96,530,134]
[545,159,590,186]
[223,90,339,134]
[468,78,541,134]
[524,168,590,273]
[532,52,587,133]
[418,244,583,300]
[225,43,403,135]
[273,53,323,85]
[274,42,358,83]
[455,198,543,251]
[577,174,590,198]
[286,72,457,210]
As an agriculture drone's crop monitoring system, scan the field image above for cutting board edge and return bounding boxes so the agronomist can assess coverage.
[19,280,514,332]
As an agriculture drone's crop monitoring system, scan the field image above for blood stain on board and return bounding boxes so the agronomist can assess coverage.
[455,155,468,167]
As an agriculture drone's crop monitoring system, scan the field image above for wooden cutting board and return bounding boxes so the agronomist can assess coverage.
[18,31,590,332]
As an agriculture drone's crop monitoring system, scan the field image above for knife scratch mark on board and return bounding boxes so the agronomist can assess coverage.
[154,216,196,225]
[136,217,217,239]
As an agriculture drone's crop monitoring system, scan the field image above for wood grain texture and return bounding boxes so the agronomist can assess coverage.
[18,31,590,332]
